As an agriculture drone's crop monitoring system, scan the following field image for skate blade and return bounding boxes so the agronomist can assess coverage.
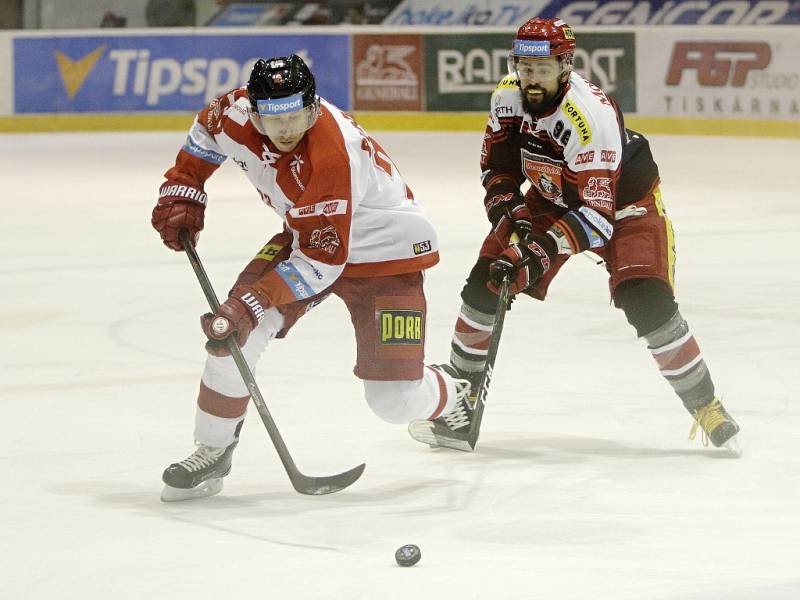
[408,421,475,452]
[160,478,224,502]
[723,435,742,458]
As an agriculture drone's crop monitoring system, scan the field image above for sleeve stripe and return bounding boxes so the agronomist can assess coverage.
[553,220,580,254]
[559,209,614,253]
[182,135,226,165]
[274,261,315,300]
[577,206,614,242]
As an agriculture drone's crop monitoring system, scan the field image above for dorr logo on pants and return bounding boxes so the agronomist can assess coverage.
[379,310,423,345]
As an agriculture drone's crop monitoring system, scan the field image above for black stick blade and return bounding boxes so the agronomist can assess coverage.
[291,462,366,495]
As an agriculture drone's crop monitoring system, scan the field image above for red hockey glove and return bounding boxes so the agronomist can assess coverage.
[151,180,207,251]
[488,233,557,295]
[484,192,533,245]
[200,286,269,357]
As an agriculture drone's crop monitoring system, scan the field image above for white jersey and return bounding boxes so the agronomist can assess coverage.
[164,89,439,304]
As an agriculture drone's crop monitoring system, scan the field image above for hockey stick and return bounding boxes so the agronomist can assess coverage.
[465,274,512,448]
[179,230,365,495]
[465,230,523,450]
[409,229,522,451]
[409,275,513,451]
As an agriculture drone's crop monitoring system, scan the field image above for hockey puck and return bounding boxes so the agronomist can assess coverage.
[395,544,421,567]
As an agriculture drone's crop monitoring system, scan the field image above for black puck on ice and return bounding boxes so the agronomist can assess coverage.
[395,544,421,567]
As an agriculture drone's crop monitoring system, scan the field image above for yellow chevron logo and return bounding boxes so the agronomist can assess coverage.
[54,45,106,100]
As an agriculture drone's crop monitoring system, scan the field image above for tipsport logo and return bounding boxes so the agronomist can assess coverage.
[256,94,304,115]
[513,40,550,57]
[54,45,107,100]
[57,47,258,105]
[16,35,349,113]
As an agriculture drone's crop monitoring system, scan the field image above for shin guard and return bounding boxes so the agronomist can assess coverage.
[644,310,715,409]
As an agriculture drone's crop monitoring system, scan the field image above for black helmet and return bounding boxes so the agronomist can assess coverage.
[247,55,316,112]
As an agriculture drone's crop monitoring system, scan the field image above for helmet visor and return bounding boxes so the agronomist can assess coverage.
[249,94,319,140]
[510,56,562,85]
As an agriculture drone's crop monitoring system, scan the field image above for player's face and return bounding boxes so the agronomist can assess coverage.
[514,56,563,116]
[251,103,318,152]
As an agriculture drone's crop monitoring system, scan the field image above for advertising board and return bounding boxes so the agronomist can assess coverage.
[424,32,636,113]
[637,29,800,121]
[352,34,424,111]
[13,33,350,113]
[384,1,800,26]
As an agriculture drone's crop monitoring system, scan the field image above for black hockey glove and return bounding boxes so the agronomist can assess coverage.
[484,192,533,244]
[488,233,558,295]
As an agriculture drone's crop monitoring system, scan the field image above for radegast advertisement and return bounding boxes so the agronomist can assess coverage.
[385,0,800,26]
[425,32,636,112]
[637,29,800,120]
[13,34,349,113]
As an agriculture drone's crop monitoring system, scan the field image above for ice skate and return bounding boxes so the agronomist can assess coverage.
[160,441,238,502]
[687,397,741,457]
[408,364,477,452]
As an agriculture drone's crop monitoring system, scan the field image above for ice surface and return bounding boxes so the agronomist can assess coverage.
[1,129,799,599]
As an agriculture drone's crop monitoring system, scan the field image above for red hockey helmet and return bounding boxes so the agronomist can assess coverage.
[512,17,576,58]
[509,17,576,108]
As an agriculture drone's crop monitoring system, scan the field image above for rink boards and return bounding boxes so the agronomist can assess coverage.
[0,25,798,137]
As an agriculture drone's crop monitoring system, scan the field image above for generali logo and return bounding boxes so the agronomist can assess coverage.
[353,35,422,111]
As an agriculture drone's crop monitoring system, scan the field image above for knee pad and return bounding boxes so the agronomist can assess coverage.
[615,278,678,337]
[461,257,500,315]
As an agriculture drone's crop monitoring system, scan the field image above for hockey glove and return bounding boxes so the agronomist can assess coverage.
[484,192,533,245]
[200,286,268,357]
[151,180,207,251]
[488,233,557,295]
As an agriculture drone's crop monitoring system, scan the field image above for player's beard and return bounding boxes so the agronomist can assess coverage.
[521,84,559,117]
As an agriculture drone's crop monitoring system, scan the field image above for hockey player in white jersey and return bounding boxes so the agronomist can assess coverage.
[408,18,740,454]
[151,55,470,500]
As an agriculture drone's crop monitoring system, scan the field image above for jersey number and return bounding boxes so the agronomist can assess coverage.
[552,120,572,146]
[361,136,393,177]
[343,112,394,177]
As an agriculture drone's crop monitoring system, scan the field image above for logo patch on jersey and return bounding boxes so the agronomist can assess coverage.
[255,243,283,261]
[496,74,520,90]
[379,310,423,345]
[494,94,514,117]
[575,150,595,165]
[206,98,222,133]
[582,176,613,202]
[579,205,613,240]
[521,150,564,203]
[413,240,431,255]
[309,225,341,255]
[289,200,348,219]
[561,100,592,145]
[275,262,314,299]
[600,150,617,164]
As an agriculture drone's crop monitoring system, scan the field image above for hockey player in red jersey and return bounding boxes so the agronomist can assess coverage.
[152,55,470,500]
[408,18,741,454]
